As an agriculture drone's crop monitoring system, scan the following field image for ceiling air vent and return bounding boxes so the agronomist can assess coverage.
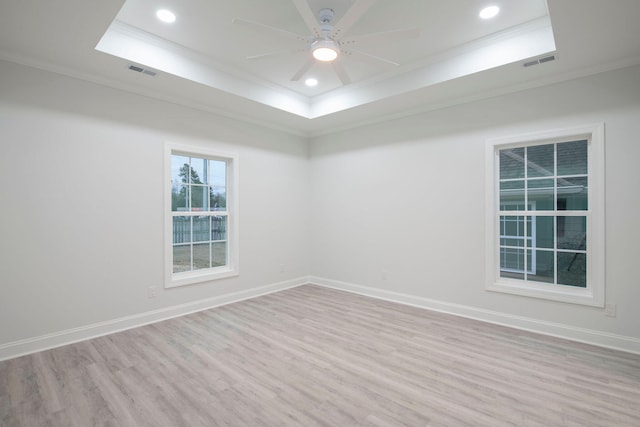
[523,54,556,68]
[128,64,157,76]
[539,55,556,64]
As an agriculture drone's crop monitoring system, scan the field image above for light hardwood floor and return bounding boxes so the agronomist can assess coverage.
[1,285,640,426]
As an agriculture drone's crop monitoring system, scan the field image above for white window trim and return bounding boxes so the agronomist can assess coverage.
[485,124,605,307]
[164,142,239,288]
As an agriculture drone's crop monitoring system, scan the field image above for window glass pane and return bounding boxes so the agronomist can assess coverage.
[557,253,586,287]
[500,248,525,278]
[190,158,207,184]
[192,216,211,242]
[212,216,227,241]
[211,241,227,267]
[172,184,189,212]
[557,177,588,210]
[190,185,209,211]
[210,189,226,212]
[502,216,525,238]
[500,148,525,179]
[171,155,190,186]
[500,238,525,247]
[173,245,190,273]
[557,216,586,250]
[532,216,554,249]
[209,160,226,187]
[173,216,191,244]
[527,144,554,177]
[500,270,524,280]
[557,140,587,176]
[530,250,554,284]
[527,179,554,210]
[192,243,210,270]
[209,160,227,211]
[500,181,524,209]
[171,155,190,212]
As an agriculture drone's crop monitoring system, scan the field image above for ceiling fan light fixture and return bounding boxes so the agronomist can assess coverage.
[311,39,340,61]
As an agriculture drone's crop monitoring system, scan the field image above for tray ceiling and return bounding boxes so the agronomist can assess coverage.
[97,0,554,118]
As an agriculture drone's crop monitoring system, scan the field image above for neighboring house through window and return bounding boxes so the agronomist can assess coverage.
[485,124,605,306]
[165,143,238,288]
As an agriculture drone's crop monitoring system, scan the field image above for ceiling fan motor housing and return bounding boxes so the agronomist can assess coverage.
[318,8,335,24]
[318,8,335,35]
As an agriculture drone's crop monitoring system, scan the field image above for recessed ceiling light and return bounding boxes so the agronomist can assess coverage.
[305,78,318,87]
[479,5,500,20]
[156,9,176,23]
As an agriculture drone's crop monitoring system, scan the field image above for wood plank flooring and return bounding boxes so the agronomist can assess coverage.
[1,284,640,426]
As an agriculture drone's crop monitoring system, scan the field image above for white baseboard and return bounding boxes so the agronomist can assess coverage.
[308,276,640,355]
[0,276,309,362]
[4,275,639,361]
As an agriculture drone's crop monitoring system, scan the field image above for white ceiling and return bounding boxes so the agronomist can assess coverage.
[98,0,555,118]
[1,0,640,137]
[112,0,549,95]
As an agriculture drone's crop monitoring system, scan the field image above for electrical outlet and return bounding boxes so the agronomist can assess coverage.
[148,286,158,299]
[279,264,286,273]
[381,270,388,280]
[604,303,616,317]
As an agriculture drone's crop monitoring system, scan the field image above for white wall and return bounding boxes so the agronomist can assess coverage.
[2,58,640,357]
[0,60,310,350]
[309,65,640,346]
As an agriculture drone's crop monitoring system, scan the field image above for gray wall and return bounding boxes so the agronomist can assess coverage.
[2,58,640,355]
[309,65,640,341]
[0,60,310,346]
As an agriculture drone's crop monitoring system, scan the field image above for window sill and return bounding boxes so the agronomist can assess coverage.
[165,266,239,288]
[487,278,604,307]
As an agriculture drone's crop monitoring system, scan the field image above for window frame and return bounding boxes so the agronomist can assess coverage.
[164,142,239,288]
[485,124,605,307]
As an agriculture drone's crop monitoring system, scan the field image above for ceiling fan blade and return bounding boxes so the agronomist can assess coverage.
[232,18,307,41]
[292,0,321,37]
[332,61,352,85]
[291,58,314,81]
[246,49,304,60]
[347,48,399,66]
[330,0,376,39]
[344,28,420,46]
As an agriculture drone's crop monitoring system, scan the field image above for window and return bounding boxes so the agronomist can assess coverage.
[485,124,604,306]
[165,143,238,288]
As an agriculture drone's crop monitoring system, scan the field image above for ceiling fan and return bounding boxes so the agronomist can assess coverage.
[233,0,420,85]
